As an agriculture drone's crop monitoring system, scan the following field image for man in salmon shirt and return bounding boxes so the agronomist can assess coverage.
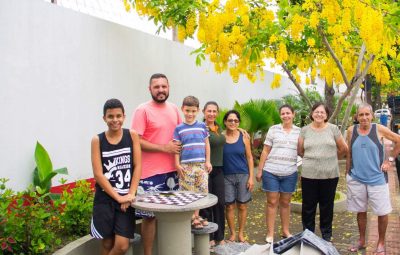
[131,73,182,255]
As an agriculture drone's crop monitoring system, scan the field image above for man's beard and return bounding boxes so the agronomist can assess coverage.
[151,92,169,103]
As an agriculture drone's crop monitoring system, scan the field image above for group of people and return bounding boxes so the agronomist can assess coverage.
[89,73,400,255]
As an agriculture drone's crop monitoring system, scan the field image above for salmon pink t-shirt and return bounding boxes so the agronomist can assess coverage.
[131,101,182,179]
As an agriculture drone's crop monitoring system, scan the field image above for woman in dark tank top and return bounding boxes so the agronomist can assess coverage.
[222,110,254,243]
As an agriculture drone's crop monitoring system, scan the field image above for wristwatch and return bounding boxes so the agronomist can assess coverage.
[388,156,394,162]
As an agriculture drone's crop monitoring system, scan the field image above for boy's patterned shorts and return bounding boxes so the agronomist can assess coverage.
[179,162,208,193]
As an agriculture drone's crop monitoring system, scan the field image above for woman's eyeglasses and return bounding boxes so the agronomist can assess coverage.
[227,119,240,123]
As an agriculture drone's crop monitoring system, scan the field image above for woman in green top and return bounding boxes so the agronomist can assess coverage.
[200,101,226,246]
[297,102,348,241]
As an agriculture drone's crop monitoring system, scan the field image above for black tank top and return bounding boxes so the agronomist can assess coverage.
[95,128,134,203]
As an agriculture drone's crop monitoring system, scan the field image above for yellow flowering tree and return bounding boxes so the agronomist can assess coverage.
[124,0,399,129]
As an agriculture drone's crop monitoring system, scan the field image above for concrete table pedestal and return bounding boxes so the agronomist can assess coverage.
[132,192,217,255]
[155,211,193,255]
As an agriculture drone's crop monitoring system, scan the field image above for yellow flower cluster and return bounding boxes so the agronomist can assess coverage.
[289,14,307,41]
[177,25,186,42]
[269,34,278,44]
[195,0,271,82]
[271,74,281,89]
[133,0,158,17]
[309,12,319,29]
[305,76,311,85]
[185,13,197,37]
[197,28,206,42]
[296,0,398,87]
[307,38,315,47]
[275,42,288,65]
[123,0,131,12]
[369,61,390,85]
[291,70,301,84]
[320,0,340,25]
[341,8,351,33]
[319,57,343,85]
[126,0,398,87]
[359,7,384,56]
[311,68,317,81]
[259,10,275,29]
[341,56,356,79]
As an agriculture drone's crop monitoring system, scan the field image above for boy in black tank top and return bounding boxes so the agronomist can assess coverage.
[90,99,142,255]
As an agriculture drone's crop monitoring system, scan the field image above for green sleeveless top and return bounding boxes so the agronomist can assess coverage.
[208,123,226,167]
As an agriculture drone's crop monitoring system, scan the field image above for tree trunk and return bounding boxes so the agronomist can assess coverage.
[172,27,178,42]
[365,75,373,106]
[281,64,313,109]
[376,85,382,110]
[324,81,335,123]
[340,83,361,134]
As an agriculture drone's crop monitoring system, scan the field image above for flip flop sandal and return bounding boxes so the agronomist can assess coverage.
[191,218,203,229]
[197,216,209,226]
[218,240,226,246]
[238,239,249,245]
[348,243,366,252]
[226,237,235,243]
[373,247,385,255]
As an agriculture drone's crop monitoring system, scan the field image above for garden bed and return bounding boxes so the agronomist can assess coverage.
[290,190,347,214]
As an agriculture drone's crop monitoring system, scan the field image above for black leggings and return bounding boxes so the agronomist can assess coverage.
[200,166,225,242]
[301,177,338,241]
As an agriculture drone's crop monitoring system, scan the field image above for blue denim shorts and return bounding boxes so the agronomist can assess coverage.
[261,171,298,193]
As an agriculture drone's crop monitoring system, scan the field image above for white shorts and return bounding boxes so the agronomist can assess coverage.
[346,174,392,216]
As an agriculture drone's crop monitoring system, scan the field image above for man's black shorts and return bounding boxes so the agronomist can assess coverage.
[90,201,135,239]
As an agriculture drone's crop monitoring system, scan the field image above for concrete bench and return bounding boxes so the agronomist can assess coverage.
[191,222,218,255]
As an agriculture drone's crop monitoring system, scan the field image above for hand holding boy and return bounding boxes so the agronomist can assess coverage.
[175,164,184,179]
[164,140,182,154]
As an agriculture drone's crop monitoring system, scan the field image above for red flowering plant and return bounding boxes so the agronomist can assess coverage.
[0,178,16,254]
[0,177,94,255]
[0,237,16,253]
[0,178,61,255]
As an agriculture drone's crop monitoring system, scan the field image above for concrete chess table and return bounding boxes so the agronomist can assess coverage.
[132,191,217,255]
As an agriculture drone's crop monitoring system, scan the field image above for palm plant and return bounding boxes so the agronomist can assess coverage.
[233,99,281,146]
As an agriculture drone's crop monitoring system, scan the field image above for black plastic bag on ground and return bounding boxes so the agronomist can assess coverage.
[273,229,339,255]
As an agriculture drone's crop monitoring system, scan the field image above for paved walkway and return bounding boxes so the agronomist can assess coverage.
[365,141,400,255]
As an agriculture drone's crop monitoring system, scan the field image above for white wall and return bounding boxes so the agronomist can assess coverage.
[0,0,295,190]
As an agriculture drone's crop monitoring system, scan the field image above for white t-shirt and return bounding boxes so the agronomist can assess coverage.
[263,124,300,176]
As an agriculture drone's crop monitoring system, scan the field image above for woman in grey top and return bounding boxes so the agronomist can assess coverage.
[256,104,300,244]
[297,102,348,242]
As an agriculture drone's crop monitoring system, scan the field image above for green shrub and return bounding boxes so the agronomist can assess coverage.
[54,180,94,237]
[0,179,94,255]
[0,179,60,255]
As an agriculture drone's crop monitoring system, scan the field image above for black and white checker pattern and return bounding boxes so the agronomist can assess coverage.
[138,192,206,206]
